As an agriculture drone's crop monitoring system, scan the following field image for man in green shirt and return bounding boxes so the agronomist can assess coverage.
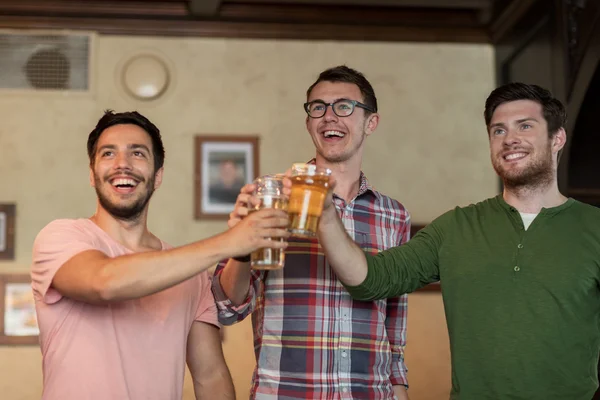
[313,82,600,399]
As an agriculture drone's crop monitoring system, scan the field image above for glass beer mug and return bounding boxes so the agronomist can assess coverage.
[249,174,289,270]
[287,163,332,238]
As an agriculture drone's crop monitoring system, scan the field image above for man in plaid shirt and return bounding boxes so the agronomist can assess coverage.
[212,66,411,400]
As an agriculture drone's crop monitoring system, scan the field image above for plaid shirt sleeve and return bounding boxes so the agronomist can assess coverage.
[211,260,265,326]
[385,214,411,387]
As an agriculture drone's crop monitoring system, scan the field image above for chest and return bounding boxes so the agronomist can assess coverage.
[98,280,197,333]
[439,217,600,300]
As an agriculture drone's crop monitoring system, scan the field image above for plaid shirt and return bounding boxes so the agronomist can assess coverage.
[212,172,410,400]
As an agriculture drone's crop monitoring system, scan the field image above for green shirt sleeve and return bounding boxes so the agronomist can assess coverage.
[343,213,446,299]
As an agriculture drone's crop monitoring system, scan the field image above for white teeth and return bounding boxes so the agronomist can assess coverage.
[324,130,345,138]
[505,153,527,160]
[112,178,137,187]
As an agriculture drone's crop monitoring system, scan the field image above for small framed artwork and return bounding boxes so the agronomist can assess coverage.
[0,274,39,345]
[0,204,15,261]
[194,135,259,220]
[411,224,441,292]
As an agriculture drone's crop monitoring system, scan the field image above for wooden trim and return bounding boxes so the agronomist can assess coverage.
[219,4,482,27]
[0,1,187,17]
[417,282,442,292]
[568,188,600,205]
[0,273,39,345]
[0,15,489,43]
[558,4,600,193]
[489,0,538,43]
[0,204,15,261]
[0,1,483,27]
[194,135,260,220]
[189,0,222,17]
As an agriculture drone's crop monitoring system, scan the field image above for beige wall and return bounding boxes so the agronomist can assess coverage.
[0,34,496,399]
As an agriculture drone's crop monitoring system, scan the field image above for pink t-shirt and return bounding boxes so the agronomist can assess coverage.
[31,219,218,400]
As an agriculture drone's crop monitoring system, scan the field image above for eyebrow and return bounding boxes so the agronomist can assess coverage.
[489,118,539,129]
[309,98,347,103]
[97,144,151,153]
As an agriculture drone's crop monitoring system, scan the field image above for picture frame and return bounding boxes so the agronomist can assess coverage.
[0,274,39,345]
[194,135,259,220]
[411,224,441,292]
[0,204,15,261]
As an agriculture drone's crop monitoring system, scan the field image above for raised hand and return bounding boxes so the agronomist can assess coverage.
[224,207,290,258]
[228,183,260,229]
[282,170,337,211]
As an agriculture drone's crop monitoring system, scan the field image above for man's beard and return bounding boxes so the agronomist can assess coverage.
[320,127,367,164]
[492,143,554,190]
[94,173,155,221]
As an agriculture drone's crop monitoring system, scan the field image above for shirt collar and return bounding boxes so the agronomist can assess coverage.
[495,194,575,216]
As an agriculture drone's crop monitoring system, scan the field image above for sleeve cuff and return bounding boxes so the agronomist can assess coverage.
[211,273,255,313]
[341,252,380,300]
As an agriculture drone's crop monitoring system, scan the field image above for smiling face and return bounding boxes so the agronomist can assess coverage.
[90,124,163,221]
[488,99,565,189]
[305,81,379,164]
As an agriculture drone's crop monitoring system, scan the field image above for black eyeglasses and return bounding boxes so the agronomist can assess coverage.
[303,99,375,118]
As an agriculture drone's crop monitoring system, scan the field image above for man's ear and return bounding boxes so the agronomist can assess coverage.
[365,113,380,136]
[552,128,567,153]
[89,166,95,187]
[154,167,164,190]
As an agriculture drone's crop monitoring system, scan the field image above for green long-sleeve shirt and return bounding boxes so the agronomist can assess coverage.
[346,195,600,399]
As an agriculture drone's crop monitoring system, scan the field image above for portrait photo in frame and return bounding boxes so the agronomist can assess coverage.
[0,204,15,261]
[194,136,259,220]
[0,274,39,345]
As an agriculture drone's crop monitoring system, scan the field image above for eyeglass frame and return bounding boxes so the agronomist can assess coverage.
[303,99,376,118]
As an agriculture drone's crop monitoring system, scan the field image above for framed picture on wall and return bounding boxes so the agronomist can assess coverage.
[194,135,259,220]
[0,274,39,345]
[0,204,15,261]
[411,224,441,292]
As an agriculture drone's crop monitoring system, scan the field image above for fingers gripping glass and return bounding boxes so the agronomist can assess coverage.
[303,99,375,118]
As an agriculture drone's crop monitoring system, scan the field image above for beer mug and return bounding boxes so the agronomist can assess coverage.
[250,174,289,270]
[288,163,332,238]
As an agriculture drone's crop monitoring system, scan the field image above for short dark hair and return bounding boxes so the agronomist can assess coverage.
[306,65,378,114]
[87,110,165,171]
[484,82,567,136]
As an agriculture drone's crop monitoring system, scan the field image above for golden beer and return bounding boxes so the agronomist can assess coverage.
[250,175,288,270]
[288,164,331,238]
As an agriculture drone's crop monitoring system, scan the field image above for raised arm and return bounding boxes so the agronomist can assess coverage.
[35,209,289,305]
[314,177,444,299]
[216,183,260,306]
[317,203,370,286]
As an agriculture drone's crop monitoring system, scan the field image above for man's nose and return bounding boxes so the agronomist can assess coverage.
[323,105,338,122]
[503,129,521,146]
[114,153,132,169]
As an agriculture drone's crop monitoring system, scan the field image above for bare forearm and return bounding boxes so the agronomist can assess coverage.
[394,385,409,400]
[317,207,368,286]
[96,232,233,301]
[218,259,252,306]
[193,367,235,399]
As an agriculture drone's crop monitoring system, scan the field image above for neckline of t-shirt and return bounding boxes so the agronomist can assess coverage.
[80,218,166,252]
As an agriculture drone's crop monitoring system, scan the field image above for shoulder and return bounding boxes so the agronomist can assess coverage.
[369,190,410,219]
[33,219,105,255]
[35,219,93,241]
[428,197,498,230]
[452,196,499,217]
[570,199,600,216]
[564,200,600,229]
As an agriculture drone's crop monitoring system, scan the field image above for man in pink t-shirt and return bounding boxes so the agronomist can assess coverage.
[31,110,290,400]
